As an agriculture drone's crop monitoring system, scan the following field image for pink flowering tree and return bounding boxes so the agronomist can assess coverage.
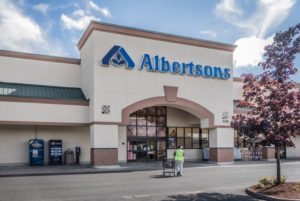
[231,23,300,185]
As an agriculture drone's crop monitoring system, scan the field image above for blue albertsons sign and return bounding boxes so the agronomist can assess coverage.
[101,45,231,80]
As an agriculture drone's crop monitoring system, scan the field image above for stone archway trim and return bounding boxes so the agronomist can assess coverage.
[122,96,214,127]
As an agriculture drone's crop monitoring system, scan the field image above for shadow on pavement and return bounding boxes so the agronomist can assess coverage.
[149,175,177,179]
[161,192,259,201]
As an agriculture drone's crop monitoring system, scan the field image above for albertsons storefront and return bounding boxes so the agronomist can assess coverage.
[0,22,299,167]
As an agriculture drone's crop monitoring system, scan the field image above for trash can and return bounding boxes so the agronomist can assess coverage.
[64,150,74,165]
[49,140,62,165]
[29,139,44,166]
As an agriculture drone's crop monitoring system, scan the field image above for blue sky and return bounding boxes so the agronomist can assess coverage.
[0,0,299,81]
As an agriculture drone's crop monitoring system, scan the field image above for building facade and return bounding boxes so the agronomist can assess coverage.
[0,22,299,166]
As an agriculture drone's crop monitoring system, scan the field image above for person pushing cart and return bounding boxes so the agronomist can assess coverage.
[174,146,184,176]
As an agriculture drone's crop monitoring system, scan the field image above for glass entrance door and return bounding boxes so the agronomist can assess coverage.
[147,139,157,161]
[136,139,148,161]
[127,139,160,161]
[127,106,167,162]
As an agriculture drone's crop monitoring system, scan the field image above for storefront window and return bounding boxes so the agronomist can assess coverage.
[129,116,136,125]
[201,129,209,148]
[192,128,200,148]
[127,126,136,137]
[168,127,176,149]
[185,128,192,148]
[137,117,146,126]
[127,106,167,161]
[137,108,147,117]
[137,126,146,136]
[157,127,166,137]
[147,127,156,137]
[167,127,202,149]
[128,106,205,161]
[147,107,156,116]
[147,116,156,126]
[168,138,176,149]
[157,139,166,160]
[157,116,166,127]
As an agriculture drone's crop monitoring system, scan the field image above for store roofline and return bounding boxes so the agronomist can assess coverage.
[3,49,299,86]
[77,21,237,52]
[0,50,81,65]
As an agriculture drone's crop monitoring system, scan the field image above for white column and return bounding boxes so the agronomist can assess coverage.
[90,124,118,148]
[90,124,119,166]
[209,127,234,164]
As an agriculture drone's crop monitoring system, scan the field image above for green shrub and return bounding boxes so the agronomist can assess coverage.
[258,176,286,185]
[280,176,286,184]
[259,176,275,185]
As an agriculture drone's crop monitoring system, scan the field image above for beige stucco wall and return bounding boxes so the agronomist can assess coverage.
[0,125,90,165]
[167,149,202,161]
[0,56,81,88]
[233,81,243,100]
[80,32,95,101]
[167,107,200,127]
[83,31,234,127]
[209,127,234,148]
[90,124,118,148]
[0,102,89,123]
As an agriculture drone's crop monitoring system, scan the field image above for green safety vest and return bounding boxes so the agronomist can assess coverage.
[175,149,184,161]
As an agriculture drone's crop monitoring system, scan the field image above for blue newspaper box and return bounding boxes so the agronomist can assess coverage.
[29,139,44,166]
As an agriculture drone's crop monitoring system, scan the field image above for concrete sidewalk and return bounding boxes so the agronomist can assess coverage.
[0,160,299,177]
[0,161,210,177]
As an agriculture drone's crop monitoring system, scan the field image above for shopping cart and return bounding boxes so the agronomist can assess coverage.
[163,158,175,176]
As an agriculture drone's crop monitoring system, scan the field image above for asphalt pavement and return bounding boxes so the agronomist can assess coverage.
[0,161,300,201]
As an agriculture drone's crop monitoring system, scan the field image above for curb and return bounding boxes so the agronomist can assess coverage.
[245,187,300,201]
[0,170,132,178]
[0,167,162,178]
[0,164,206,178]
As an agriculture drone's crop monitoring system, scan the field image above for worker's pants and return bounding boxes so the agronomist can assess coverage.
[175,160,184,175]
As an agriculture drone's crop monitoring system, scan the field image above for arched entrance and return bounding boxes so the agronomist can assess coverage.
[122,97,214,162]
[122,96,214,127]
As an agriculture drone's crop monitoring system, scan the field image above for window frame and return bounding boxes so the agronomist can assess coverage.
[167,127,203,149]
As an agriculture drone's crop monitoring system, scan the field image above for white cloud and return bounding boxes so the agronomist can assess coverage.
[0,0,66,56]
[33,3,49,15]
[200,30,217,38]
[234,36,273,68]
[215,0,242,16]
[257,0,295,37]
[88,1,111,18]
[215,0,295,68]
[215,0,295,37]
[0,0,45,52]
[60,1,111,31]
[61,9,100,30]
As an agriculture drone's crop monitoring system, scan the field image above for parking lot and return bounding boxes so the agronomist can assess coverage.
[1,161,300,201]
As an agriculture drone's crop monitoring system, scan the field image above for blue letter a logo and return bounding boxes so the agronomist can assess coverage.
[101,45,135,68]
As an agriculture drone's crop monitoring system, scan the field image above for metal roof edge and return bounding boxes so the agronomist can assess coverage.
[77,21,236,51]
[0,50,81,65]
